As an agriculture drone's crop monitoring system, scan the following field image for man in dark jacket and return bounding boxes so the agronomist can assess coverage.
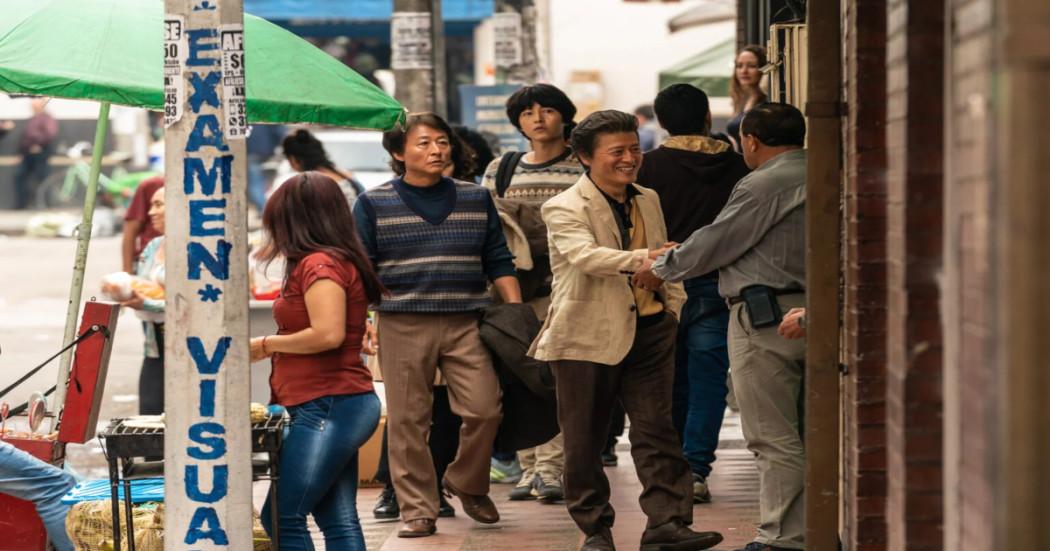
[14,98,58,210]
[635,84,750,503]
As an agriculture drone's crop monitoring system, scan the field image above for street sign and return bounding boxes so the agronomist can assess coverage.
[459,83,529,154]
[493,12,523,68]
[163,0,253,548]
[391,12,433,70]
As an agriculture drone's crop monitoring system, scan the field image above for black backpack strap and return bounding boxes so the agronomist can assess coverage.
[495,152,525,198]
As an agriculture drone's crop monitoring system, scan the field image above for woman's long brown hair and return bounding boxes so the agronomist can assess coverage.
[255,172,385,304]
[730,44,769,114]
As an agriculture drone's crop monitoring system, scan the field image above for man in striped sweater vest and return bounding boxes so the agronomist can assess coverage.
[353,113,522,538]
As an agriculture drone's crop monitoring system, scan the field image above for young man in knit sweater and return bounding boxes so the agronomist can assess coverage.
[353,113,522,538]
[634,84,751,504]
[481,83,584,504]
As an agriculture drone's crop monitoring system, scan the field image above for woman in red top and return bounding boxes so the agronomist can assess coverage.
[250,172,385,551]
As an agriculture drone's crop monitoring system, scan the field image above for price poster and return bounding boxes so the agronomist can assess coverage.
[220,24,247,140]
[391,12,433,70]
[493,12,523,68]
[163,16,185,127]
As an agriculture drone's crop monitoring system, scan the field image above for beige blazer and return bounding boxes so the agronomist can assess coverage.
[528,175,685,365]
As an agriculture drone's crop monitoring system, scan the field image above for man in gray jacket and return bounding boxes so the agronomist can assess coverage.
[637,103,807,551]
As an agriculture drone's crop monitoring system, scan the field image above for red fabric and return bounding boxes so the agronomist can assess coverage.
[270,252,373,406]
[124,177,164,261]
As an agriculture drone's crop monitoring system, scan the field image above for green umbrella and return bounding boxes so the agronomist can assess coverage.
[0,0,404,128]
[0,0,405,421]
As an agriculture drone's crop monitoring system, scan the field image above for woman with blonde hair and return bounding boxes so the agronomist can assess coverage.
[726,44,768,152]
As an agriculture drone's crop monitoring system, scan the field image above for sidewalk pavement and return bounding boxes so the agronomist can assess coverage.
[252,410,759,550]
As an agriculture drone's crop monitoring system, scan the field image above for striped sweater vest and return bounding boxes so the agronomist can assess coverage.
[368,181,492,313]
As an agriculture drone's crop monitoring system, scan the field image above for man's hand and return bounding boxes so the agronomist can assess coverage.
[648,241,678,260]
[632,268,665,292]
[778,307,806,340]
[362,319,379,355]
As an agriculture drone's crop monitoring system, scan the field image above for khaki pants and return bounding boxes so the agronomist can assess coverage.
[517,432,564,481]
[728,294,806,550]
[378,312,503,522]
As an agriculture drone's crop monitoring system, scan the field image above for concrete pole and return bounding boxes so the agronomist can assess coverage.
[392,0,446,115]
[163,0,252,548]
[494,0,539,84]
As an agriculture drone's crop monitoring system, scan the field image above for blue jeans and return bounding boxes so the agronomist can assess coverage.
[0,441,76,551]
[671,278,730,478]
[261,392,381,551]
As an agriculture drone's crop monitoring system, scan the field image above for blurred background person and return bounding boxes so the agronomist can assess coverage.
[121,176,165,273]
[451,125,494,183]
[634,104,667,152]
[282,128,365,205]
[14,98,58,209]
[726,45,768,152]
[247,123,286,214]
[119,185,166,415]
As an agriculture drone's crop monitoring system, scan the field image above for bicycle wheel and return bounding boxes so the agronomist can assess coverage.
[34,170,85,209]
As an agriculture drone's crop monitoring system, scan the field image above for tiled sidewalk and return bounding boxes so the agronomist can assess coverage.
[253,411,759,550]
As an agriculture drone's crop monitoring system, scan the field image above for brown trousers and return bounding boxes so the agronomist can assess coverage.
[377,312,503,521]
[552,313,693,536]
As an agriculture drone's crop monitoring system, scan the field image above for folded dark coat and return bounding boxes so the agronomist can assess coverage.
[479,303,559,453]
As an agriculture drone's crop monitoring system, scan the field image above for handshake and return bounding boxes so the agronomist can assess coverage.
[632,242,678,292]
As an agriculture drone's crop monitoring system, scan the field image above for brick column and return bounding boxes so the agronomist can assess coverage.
[842,1,889,549]
[884,0,945,549]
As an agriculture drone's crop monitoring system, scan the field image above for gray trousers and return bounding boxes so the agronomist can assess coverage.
[728,294,806,550]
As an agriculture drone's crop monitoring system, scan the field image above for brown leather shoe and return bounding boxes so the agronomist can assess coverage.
[442,476,500,524]
[397,518,436,538]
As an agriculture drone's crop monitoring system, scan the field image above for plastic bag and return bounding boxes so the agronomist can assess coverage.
[101,272,165,302]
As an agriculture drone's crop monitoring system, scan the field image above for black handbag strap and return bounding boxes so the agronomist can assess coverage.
[495,152,525,198]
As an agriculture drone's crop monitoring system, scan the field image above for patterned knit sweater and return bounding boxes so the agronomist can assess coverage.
[481,149,584,203]
[353,177,516,313]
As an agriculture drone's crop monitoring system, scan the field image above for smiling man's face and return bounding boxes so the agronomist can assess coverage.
[581,131,642,189]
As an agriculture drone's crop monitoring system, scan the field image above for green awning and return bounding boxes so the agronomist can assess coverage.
[658,38,735,97]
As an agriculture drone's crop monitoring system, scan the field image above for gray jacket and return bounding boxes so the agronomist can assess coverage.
[652,149,807,298]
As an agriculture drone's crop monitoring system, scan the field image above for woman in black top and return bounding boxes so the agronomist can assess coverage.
[727,45,769,152]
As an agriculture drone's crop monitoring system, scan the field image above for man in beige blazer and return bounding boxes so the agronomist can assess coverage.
[529,110,723,551]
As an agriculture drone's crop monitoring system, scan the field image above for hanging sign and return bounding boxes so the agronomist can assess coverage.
[391,12,433,70]
[220,24,247,140]
[164,15,186,127]
[493,12,523,68]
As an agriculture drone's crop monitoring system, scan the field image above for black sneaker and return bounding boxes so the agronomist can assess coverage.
[692,473,712,504]
[639,520,722,551]
[601,450,618,467]
[373,486,399,521]
[534,474,565,502]
[509,473,536,501]
[438,494,456,518]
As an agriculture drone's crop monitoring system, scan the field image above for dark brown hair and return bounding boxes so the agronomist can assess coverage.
[730,45,769,114]
[381,112,474,177]
[569,110,639,160]
[255,172,385,304]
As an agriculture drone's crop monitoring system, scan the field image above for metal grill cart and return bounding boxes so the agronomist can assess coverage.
[98,415,286,550]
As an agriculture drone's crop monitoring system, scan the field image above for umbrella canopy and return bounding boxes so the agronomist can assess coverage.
[0,0,404,130]
[658,39,735,97]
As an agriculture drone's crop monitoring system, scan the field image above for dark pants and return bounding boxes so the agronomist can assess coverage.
[553,313,693,536]
[375,386,462,493]
[671,278,730,478]
[138,323,165,415]
[14,151,50,210]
